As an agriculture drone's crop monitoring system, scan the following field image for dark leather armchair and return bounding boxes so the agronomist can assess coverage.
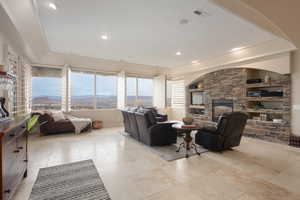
[195,112,248,151]
[135,111,177,146]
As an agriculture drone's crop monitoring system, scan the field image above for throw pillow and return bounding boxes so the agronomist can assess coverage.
[52,112,65,122]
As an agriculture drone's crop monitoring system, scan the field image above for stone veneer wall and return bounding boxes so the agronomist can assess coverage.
[187,68,291,144]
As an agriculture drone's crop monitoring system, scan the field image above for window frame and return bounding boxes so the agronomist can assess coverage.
[31,67,63,111]
[126,76,153,107]
[95,73,118,109]
[70,70,118,111]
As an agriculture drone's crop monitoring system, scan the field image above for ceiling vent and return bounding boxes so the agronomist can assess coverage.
[194,9,209,17]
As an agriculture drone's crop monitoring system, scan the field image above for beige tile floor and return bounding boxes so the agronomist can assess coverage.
[13,127,300,200]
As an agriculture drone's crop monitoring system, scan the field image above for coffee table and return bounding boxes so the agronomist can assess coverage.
[172,122,202,158]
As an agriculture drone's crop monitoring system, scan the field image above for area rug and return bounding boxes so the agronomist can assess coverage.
[29,160,111,200]
[122,132,208,161]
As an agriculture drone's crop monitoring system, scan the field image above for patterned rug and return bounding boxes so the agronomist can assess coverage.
[29,160,111,200]
[122,132,208,161]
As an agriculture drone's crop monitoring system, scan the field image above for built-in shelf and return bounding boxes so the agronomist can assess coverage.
[245,109,288,114]
[246,83,283,88]
[245,97,286,102]
[247,119,284,125]
[189,105,205,109]
[189,88,205,92]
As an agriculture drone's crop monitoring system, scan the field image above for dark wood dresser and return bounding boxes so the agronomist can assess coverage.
[0,116,29,200]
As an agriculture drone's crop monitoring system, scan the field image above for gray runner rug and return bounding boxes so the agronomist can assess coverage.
[29,160,111,200]
[122,132,208,161]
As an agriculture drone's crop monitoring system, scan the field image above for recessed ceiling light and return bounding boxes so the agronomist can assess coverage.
[48,2,57,10]
[230,47,244,52]
[176,51,182,56]
[101,35,108,40]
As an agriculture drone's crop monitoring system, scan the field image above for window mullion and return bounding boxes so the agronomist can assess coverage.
[94,73,97,109]
[136,78,138,102]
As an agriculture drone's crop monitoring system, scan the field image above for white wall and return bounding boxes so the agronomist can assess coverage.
[0,4,28,65]
[67,109,123,128]
[291,51,300,136]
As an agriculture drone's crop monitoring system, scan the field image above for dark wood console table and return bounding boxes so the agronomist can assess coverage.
[0,115,29,200]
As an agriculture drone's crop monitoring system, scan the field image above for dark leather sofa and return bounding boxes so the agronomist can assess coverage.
[121,108,176,146]
[195,112,248,151]
[33,112,91,135]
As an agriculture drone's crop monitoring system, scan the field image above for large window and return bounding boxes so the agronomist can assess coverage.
[126,77,153,107]
[70,71,95,110]
[96,74,117,109]
[31,67,62,111]
[70,71,118,110]
[126,77,137,106]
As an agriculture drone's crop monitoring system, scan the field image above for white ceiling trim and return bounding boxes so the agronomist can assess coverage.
[168,38,296,79]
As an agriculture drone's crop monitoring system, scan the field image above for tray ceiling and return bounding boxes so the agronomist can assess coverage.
[35,0,278,68]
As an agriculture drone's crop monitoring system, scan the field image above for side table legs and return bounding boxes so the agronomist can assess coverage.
[176,131,200,158]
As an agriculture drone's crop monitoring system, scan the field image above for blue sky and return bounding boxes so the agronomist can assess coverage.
[32,73,153,97]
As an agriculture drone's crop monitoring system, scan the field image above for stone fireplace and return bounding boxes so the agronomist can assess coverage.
[212,99,233,122]
[187,68,291,144]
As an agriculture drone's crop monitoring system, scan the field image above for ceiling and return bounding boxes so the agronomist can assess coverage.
[35,0,278,68]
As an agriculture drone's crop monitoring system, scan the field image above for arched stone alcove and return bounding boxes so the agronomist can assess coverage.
[187,67,291,144]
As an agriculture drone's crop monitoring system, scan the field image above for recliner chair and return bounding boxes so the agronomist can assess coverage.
[121,110,131,133]
[135,110,177,146]
[126,111,140,141]
[195,112,248,151]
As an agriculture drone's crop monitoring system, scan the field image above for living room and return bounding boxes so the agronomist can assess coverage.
[1,0,300,200]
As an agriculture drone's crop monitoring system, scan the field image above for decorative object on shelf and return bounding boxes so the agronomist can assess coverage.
[260,113,267,121]
[253,116,260,121]
[264,73,271,83]
[92,120,103,129]
[247,78,262,84]
[189,84,198,89]
[183,117,194,125]
[197,83,203,89]
[273,119,283,124]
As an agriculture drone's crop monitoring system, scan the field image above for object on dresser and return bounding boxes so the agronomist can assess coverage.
[0,97,9,119]
[246,79,262,84]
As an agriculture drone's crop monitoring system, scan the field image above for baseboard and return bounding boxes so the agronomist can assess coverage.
[289,135,300,148]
